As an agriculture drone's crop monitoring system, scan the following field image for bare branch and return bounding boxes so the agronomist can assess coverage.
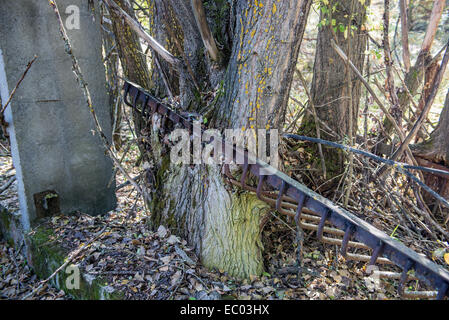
[399,0,410,72]
[190,0,221,63]
[0,55,37,115]
[386,39,449,166]
[331,40,403,143]
[330,39,419,173]
[383,0,400,126]
[420,0,445,54]
[102,0,181,68]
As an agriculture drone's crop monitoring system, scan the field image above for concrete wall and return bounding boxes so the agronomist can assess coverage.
[0,0,116,230]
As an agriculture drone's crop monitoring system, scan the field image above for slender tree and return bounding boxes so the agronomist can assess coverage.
[301,0,369,180]
[384,0,445,136]
[109,0,152,159]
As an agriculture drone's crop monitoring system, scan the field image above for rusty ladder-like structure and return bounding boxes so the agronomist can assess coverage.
[123,80,449,300]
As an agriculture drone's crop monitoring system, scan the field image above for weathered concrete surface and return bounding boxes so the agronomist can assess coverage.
[0,0,116,230]
[27,223,122,300]
[0,204,23,247]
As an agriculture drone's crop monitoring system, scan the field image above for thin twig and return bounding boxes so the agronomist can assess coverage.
[379,38,449,172]
[22,225,107,300]
[296,70,326,179]
[0,175,16,194]
[0,55,38,114]
[47,0,150,204]
[330,39,419,172]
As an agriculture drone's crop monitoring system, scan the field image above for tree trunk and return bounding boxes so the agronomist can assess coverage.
[384,0,445,137]
[146,0,311,278]
[110,0,152,159]
[411,89,449,206]
[100,4,122,148]
[300,0,368,179]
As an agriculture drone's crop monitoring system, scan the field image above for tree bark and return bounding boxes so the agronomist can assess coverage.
[384,0,445,136]
[411,89,449,208]
[399,0,411,72]
[109,0,152,160]
[100,4,122,148]
[147,0,312,278]
[412,89,449,168]
[301,0,369,179]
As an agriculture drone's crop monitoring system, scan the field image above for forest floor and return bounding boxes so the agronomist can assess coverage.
[0,144,426,300]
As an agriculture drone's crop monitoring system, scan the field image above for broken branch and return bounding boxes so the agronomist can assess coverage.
[190,0,221,63]
[0,55,37,115]
[102,0,181,69]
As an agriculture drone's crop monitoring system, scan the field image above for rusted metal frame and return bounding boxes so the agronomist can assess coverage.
[227,176,377,253]
[122,80,449,299]
[256,161,449,297]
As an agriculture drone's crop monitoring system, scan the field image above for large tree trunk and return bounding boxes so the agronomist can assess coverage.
[411,89,449,206]
[146,0,311,278]
[300,0,368,179]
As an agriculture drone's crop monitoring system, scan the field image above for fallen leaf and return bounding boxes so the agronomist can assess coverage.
[160,256,171,264]
[171,270,182,286]
[131,239,141,246]
[137,246,145,256]
[159,266,169,272]
[432,248,445,260]
[444,253,449,265]
[167,235,180,244]
[157,225,167,238]
[134,272,144,282]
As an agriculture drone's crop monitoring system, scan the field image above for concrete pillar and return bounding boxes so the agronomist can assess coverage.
[0,0,116,231]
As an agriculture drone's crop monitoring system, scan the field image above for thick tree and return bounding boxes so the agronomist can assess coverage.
[411,89,449,206]
[115,0,313,278]
[301,0,369,179]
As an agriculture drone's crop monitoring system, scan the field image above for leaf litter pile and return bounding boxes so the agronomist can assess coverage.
[2,210,403,300]
[1,140,448,300]
[0,150,404,301]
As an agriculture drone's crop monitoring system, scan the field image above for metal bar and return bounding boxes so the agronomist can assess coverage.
[317,210,331,241]
[403,290,437,299]
[369,242,385,266]
[256,175,265,199]
[398,260,414,295]
[240,161,249,190]
[295,194,307,225]
[340,225,354,257]
[436,282,448,300]
[276,181,286,211]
